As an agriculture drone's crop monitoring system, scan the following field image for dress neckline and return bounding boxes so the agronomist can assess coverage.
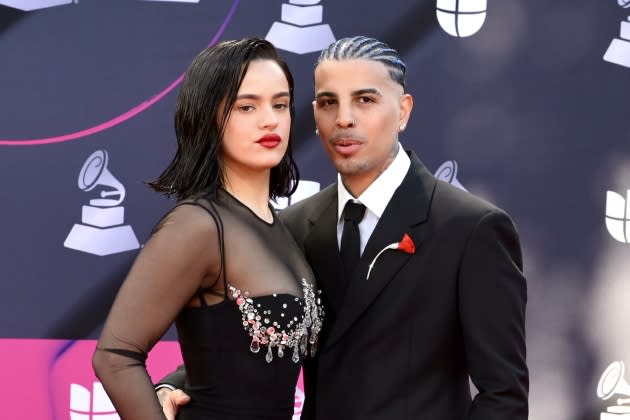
[218,188,276,226]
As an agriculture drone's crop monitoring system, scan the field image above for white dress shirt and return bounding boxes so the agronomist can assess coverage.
[337,144,411,255]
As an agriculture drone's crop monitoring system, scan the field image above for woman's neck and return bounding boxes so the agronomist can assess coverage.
[223,166,273,222]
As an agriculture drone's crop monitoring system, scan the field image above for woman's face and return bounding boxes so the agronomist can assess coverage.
[221,59,291,175]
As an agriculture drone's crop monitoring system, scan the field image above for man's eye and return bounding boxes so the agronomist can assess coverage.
[318,99,336,107]
[358,96,374,103]
[274,103,289,109]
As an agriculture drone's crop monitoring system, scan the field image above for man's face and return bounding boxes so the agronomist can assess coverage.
[313,58,412,196]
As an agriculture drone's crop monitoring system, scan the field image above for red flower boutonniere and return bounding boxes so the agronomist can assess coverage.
[366,233,416,280]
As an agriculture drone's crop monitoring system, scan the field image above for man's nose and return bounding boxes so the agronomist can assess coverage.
[335,103,355,128]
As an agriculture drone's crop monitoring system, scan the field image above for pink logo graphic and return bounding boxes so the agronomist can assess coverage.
[0,339,182,420]
[0,338,306,418]
[293,370,305,419]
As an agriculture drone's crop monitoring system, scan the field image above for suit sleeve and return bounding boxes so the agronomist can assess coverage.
[278,204,308,252]
[458,209,529,420]
[156,364,187,389]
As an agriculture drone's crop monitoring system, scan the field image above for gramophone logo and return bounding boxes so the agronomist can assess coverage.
[434,160,467,191]
[436,0,487,38]
[0,0,196,10]
[0,0,74,11]
[265,0,336,54]
[605,190,630,243]
[64,150,140,256]
[598,361,630,419]
[604,0,630,68]
[70,382,119,420]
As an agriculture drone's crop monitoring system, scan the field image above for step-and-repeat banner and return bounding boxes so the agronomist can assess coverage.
[1,0,629,418]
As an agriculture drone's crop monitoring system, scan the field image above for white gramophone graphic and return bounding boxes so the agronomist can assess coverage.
[605,190,630,244]
[598,361,630,419]
[70,382,119,420]
[64,150,140,256]
[434,160,468,191]
[0,0,75,11]
[265,0,336,54]
[604,0,630,68]
[436,0,487,38]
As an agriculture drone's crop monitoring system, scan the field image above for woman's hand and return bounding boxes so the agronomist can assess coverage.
[158,388,191,420]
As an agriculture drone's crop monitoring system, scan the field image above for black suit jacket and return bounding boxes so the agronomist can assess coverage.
[280,151,528,420]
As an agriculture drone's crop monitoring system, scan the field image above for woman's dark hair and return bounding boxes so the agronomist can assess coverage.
[149,38,299,200]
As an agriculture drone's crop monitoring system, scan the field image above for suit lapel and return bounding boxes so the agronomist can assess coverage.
[323,152,437,349]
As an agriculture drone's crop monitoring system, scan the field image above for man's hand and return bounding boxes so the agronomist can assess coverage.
[157,388,191,420]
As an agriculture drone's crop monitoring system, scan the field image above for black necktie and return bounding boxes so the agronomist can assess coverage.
[340,201,366,286]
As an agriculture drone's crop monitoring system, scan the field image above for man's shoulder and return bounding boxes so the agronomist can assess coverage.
[432,178,509,221]
[279,183,336,243]
[404,149,502,220]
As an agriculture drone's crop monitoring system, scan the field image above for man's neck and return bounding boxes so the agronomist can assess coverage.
[340,143,399,197]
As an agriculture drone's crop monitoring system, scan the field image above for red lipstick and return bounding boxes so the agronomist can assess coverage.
[257,134,281,148]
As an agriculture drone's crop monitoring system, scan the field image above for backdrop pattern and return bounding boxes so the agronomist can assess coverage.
[1,0,630,419]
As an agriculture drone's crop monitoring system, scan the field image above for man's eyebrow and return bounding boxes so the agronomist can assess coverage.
[351,88,382,96]
[315,88,383,99]
[236,92,290,100]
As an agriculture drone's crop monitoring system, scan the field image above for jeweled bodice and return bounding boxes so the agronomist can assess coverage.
[173,190,324,419]
[230,278,324,364]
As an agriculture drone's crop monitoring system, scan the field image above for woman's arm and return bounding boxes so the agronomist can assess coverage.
[92,204,220,419]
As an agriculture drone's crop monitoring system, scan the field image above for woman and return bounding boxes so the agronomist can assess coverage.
[92,38,324,420]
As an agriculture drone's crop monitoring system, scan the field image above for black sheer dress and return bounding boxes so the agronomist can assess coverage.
[93,189,324,420]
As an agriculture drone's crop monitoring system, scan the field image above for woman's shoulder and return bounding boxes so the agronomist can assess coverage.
[154,196,220,239]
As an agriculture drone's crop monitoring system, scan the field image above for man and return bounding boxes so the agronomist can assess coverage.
[158,36,529,419]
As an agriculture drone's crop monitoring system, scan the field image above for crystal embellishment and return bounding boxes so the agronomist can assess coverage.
[229,278,324,364]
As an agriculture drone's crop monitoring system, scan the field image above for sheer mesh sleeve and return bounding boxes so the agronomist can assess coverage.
[92,203,221,420]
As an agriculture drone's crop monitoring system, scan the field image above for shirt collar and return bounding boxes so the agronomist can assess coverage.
[337,144,411,222]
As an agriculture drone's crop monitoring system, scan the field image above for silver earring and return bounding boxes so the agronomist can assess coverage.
[399,124,406,132]
[315,128,319,136]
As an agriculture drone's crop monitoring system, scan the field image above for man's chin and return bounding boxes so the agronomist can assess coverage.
[334,160,367,177]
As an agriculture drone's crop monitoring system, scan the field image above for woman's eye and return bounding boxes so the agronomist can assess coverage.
[239,105,255,112]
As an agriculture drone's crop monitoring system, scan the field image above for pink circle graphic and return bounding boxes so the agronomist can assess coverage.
[0,0,240,147]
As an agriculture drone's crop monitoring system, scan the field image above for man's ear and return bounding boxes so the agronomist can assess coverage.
[399,93,413,128]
